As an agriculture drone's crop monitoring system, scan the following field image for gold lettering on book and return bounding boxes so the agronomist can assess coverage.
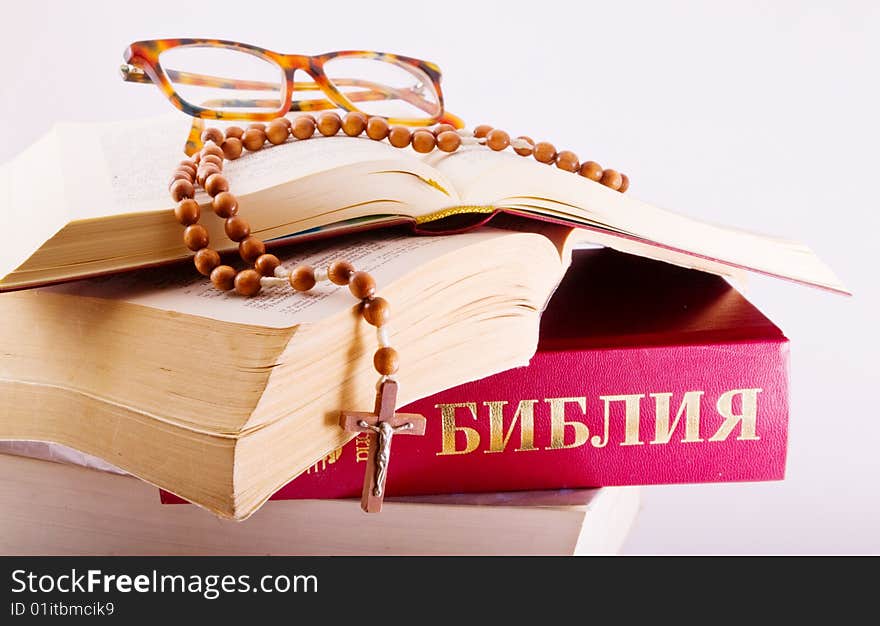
[709,388,762,441]
[600,394,645,446]
[433,388,762,455]
[545,397,590,450]
[483,400,539,453]
[650,391,705,444]
[355,432,371,463]
[436,402,481,456]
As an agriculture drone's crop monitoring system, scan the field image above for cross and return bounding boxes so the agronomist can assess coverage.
[339,380,426,513]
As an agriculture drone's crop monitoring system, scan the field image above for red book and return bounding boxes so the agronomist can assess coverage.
[163,249,788,504]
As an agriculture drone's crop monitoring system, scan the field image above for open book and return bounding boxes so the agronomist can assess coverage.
[0,115,845,293]
[0,223,588,519]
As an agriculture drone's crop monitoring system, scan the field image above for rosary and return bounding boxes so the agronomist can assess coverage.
[167,112,629,512]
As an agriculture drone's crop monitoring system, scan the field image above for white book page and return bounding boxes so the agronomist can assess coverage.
[64,115,456,220]
[427,146,845,292]
[44,228,516,328]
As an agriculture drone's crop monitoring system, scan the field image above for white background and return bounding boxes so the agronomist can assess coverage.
[1,1,877,554]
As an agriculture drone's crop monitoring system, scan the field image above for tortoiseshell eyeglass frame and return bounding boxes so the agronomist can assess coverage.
[121,38,465,155]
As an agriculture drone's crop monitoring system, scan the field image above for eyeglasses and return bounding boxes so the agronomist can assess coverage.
[120,38,464,155]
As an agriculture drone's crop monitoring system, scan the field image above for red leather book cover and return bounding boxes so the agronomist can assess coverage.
[162,248,788,504]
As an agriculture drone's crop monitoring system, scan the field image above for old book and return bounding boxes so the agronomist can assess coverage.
[0,453,640,556]
[0,223,592,520]
[0,116,844,293]
[163,248,788,503]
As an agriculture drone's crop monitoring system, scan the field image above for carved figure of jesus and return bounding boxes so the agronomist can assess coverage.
[340,380,426,512]
[357,419,414,496]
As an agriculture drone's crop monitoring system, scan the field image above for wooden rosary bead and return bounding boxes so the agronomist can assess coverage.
[292,115,316,140]
[183,224,209,251]
[486,129,510,151]
[224,215,251,242]
[373,347,400,375]
[436,130,461,152]
[362,297,390,327]
[278,117,292,129]
[201,153,223,169]
[600,168,623,190]
[317,112,342,136]
[193,248,221,276]
[349,271,376,299]
[210,265,236,291]
[224,126,244,140]
[254,253,281,277]
[473,125,493,138]
[201,127,225,146]
[619,173,630,193]
[579,161,603,181]
[366,117,390,141]
[248,123,266,131]
[328,260,355,285]
[196,158,217,172]
[196,166,220,187]
[411,129,436,153]
[170,169,194,184]
[221,138,243,160]
[534,142,557,164]
[289,264,316,291]
[342,112,368,137]
[432,123,456,136]
[234,269,262,297]
[238,236,266,263]
[174,199,200,225]
[242,128,267,151]
[202,142,224,160]
[388,126,412,148]
[169,179,195,201]
[212,191,238,218]
[556,150,580,172]
[266,120,290,145]
[177,160,197,177]
[204,173,229,197]
[513,136,534,157]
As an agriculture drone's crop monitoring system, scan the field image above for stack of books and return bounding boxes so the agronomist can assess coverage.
[0,117,844,554]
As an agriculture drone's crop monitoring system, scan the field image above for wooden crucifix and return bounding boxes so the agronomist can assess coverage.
[339,380,426,513]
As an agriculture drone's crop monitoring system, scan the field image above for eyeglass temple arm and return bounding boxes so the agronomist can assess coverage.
[119,64,152,83]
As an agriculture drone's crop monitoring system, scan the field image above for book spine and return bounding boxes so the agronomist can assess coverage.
[162,338,789,503]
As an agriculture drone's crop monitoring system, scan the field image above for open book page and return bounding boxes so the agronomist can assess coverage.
[44,228,528,328]
[224,134,457,201]
[1,131,70,283]
[57,116,193,220]
[63,116,458,220]
[425,147,846,292]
